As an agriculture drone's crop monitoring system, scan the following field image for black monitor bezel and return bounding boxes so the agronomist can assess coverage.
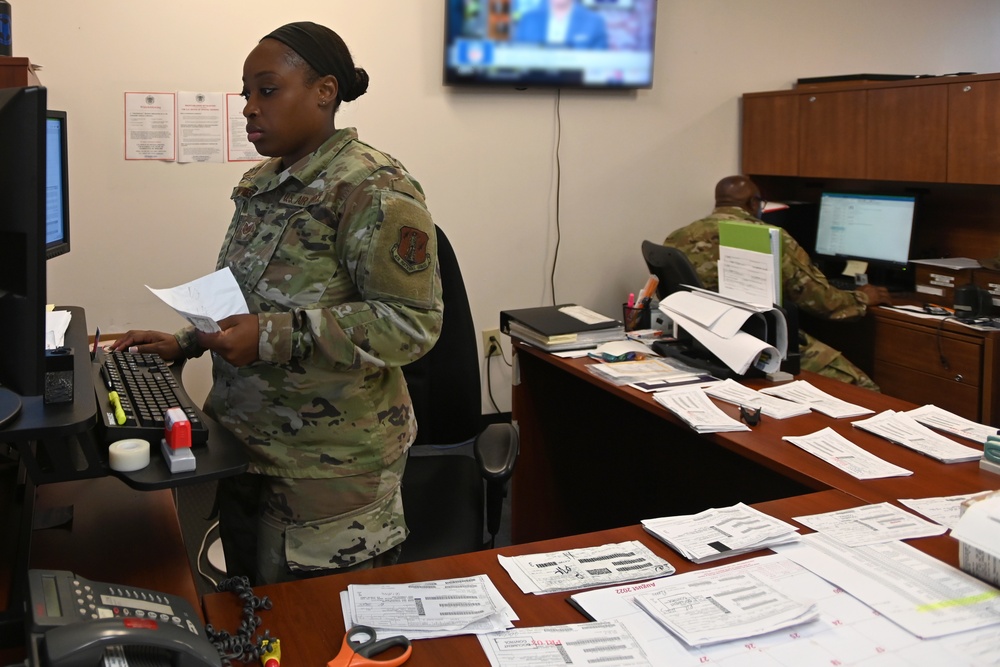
[44,109,70,261]
[0,85,47,397]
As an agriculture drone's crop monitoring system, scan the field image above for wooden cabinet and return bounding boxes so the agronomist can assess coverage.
[798,90,867,178]
[871,307,1000,425]
[867,85,948,182]
[741,94,799,176]
[947,79,1000,184]
[743,72,1000,184]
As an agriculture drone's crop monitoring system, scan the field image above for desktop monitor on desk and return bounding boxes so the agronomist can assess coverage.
[0,89,71,404]
[814,192,916,290]
[0,86,50,402]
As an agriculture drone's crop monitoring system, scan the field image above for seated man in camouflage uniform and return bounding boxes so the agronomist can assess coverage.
[663,175,892,390]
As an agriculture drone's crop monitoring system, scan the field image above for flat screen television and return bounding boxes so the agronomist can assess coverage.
[444,0,658,89]
[814,192,916,267]
[0,85,48,398]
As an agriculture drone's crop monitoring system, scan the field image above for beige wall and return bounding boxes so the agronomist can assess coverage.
[16,0,1000,412]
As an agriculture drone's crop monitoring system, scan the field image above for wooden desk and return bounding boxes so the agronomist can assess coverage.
[0,475,202,663]
[510,341,998,543]
[871,306,1000,426]
[202,490,963,667]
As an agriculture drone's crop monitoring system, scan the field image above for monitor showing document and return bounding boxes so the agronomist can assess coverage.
[814,193,916,267]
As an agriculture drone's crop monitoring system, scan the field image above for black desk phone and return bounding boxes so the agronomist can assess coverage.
[26,569,221,667]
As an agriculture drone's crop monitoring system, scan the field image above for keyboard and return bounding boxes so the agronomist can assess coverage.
[92,350,208,444]
[827,276,857,291]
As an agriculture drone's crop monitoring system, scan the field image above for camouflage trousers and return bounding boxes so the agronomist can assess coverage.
[799,330,880,392]
[217,454,408,585]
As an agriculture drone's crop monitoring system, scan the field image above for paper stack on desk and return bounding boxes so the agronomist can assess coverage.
[652,386,749,433]
[759,380,874,419]
[642,502,801,564]
[852,410,983,463]
[339,574,517,639]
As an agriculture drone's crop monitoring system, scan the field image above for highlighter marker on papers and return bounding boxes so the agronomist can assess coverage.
[108,391,127,425]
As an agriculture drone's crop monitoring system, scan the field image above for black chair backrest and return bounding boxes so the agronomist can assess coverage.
[402,225,481,447]
[641,240,704,299]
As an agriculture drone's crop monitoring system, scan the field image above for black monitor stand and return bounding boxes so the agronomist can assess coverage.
[0,389,20,430]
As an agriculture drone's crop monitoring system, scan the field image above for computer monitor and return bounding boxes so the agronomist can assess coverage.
[45,110,70,260]
[0,85,48,398]
[814,192,916,267]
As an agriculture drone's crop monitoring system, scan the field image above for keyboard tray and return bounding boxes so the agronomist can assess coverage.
[91,349,209,444]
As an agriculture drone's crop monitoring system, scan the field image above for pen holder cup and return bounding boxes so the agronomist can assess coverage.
[622,303,651,332]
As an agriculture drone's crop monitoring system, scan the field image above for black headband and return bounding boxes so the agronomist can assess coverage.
[263,22,353,95]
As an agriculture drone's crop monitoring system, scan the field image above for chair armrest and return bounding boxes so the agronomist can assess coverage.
[475,423,519,545]
[474,423,519,482]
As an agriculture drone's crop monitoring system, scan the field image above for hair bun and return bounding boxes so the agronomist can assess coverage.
[342,67,369,103]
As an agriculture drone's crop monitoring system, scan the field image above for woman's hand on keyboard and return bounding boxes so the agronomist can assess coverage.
[196,314,260,367]
[110,330,183,360]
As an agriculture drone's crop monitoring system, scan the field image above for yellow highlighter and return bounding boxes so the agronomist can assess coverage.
[108,391,127,425]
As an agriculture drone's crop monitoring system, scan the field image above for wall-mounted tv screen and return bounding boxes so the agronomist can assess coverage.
[445,0,658,89]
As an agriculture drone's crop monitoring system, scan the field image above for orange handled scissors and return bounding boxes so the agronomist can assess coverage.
[327,625,412,667]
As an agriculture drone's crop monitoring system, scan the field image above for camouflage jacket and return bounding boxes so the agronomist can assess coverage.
[177,128,443,478]
[663,207,869,321]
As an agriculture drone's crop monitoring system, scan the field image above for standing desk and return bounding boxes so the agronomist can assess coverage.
[510,341,999,543]
[201,489,966,667]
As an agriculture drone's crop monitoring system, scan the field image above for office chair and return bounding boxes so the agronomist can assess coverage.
[641,240,705,299]
[398,224,519,563]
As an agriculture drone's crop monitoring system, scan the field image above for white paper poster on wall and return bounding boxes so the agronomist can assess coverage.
[177,91,225,164]
[226,93,263,162]
[124,91,176,161]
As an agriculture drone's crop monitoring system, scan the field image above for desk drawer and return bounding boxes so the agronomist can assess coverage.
[873,320,981,385]
[874,361,980,421]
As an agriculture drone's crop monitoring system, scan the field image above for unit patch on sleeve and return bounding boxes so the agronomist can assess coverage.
[391,226,431,274]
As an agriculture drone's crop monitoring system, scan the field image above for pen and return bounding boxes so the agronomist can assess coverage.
[108,391,127,425]
[100,364,113,390]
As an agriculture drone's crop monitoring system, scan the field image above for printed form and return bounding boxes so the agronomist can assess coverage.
[498,540,674,595]
[782,427,913,479]
[478,620,653,666]
[853,409,983,463]
[793,501,947,547]
[777,533,1000,639]
[340,575,517,639]
[641,502,800,563]
[759,380,875,419]
[905,404,999,444]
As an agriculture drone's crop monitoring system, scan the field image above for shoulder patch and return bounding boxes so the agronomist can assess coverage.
[391,226,431,273]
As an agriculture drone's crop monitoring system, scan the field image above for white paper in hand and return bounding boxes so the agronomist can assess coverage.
[146,267,249,333]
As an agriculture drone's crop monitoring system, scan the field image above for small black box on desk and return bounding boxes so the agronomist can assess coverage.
[44,346,74,404]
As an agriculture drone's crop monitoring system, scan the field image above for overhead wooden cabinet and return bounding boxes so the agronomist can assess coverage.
[867,85,948,182]
[947,79,1000,184]
[741,94,799,176]
[743,72,1000,185]
[798,90,867,179]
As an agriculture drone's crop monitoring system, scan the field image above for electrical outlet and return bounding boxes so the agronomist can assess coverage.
[482,328,501,358]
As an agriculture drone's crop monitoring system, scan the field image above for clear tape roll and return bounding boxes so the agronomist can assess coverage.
[109,438,150,472]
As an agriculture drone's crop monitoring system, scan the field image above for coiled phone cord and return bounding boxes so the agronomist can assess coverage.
[205,576,276,666]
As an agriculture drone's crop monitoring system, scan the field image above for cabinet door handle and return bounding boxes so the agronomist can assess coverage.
[954,373,964,382]
[808,96,817,102]
[963,85,972,92]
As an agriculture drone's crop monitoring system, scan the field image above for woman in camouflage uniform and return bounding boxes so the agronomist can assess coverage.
[114,22,443,583]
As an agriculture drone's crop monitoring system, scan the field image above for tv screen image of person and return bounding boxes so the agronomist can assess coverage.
[445,0,658,89]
